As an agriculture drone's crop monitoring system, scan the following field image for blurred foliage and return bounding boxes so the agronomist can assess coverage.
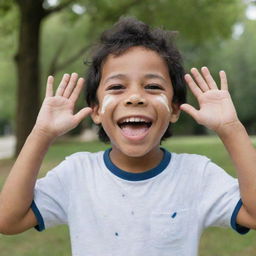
[132,0,244,43]
[0,0,17,134]
[1,0,254,135]
[206,17,256,134]
[0,0,18,37]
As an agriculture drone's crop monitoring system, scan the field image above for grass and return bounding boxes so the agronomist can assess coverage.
[0,136,256,255]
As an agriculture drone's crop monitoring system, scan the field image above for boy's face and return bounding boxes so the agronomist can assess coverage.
[91,46,180,158]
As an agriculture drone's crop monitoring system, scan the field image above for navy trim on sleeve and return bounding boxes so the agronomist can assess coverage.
[104,147,171,181]
[31,200,45,232]
[230,199,250,235]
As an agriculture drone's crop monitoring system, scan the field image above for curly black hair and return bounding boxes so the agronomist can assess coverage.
[85,16,186,143]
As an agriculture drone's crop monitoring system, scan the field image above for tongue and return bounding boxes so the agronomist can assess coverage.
[121,124,149,137]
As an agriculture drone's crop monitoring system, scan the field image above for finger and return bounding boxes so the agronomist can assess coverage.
[73,107,93,125]
[219,70,228,90]
[69,77,85,103]
[201,67,218,89]
[56,74,70,96]
[46,76,54,98]
[191,68,209,92]
[63,73,78,98]
[184,74,202,98]
[180,103,199,121]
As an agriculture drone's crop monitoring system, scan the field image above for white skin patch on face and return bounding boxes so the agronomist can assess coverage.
[100,94,115,114]
[155,93,171,112]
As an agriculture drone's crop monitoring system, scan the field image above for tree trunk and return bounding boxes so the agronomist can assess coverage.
[14,0,45,155]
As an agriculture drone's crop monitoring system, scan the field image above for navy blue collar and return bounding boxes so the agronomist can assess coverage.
[103,148,171,181]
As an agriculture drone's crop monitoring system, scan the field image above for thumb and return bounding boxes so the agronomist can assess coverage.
[73,107,93,125]
[180,104,199,121]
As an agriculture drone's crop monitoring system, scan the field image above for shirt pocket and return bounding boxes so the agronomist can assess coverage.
[150,209,189,249]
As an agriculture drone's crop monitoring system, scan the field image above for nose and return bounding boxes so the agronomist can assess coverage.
[125,94,147,106]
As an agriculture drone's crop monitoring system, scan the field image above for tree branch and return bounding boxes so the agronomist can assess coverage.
[48,44,90,74]
[47,0,142,74]
[48,41,66,75]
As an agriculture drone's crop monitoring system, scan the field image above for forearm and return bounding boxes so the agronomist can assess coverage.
[217,121,256,217]
[0,73,91,234]
[0,129,54,225]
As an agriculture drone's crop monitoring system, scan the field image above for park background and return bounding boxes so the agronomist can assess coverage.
[0,0,256,255]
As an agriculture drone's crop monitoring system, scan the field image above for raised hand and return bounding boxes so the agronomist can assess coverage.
[180,67,239,133]
[34,73,92,139]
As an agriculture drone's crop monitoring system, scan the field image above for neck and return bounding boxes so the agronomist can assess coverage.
[109,147,163,173]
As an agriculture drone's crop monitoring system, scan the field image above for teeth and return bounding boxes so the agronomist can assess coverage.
[121,117,150,123]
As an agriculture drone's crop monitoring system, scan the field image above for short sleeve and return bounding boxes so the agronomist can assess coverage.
[31,160,70,231]
[199,160,250,235]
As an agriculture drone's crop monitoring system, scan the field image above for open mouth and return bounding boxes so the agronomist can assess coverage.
[117,117,152,138]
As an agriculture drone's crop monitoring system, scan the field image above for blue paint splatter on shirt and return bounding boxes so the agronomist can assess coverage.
[171,212,177,218]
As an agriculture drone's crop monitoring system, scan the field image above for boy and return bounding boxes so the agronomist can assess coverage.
[0,17,256,256]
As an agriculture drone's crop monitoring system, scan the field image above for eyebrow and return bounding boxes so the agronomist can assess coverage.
[104,74,127,83]
[104,73,167,83]
[144,74,167,83]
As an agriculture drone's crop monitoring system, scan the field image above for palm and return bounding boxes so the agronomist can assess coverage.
[37,97,75,136]
[34,73,92,138]
[195,89,238,131]
[181,67,238,132]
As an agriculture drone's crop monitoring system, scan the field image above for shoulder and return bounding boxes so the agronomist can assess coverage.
[170,152,230,178]
[46,151,105,180]
[64,150,105,173]
[65,151,104,163]
[170,152,236,187]
[170,152,210,170]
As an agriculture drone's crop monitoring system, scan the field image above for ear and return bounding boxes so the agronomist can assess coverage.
[169,103,181,123]
[90,104,102,124]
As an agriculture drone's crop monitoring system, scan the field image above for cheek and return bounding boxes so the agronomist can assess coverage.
[154,94,172,113]
[100,95,116,114]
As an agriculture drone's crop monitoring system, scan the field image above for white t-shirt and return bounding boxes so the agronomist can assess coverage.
[32,148,249,256]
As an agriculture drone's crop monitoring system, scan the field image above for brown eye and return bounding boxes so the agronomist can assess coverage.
[107,84,125,90]
[145,84,163,90]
